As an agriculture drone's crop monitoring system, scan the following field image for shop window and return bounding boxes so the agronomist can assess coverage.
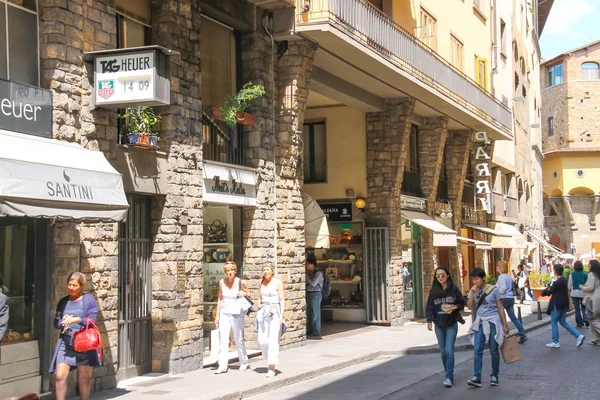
[303,121,327,183]
[547,63,563,87]
[581,62,599,81]
[418,8,437,50]
[548,116,554,136]
[0,0,39,85]
[450,35,463,71]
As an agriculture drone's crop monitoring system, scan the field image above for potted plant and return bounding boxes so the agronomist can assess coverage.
[528,271,551,299]
[118,106,161,148]
[213,82,266,127]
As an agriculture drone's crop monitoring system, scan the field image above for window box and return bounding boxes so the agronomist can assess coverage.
[125,133,159,148]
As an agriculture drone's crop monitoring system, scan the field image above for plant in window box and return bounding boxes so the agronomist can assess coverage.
[212,82,266,127]
[118,106,161,148]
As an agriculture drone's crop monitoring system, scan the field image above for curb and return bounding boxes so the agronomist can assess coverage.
[211,311,574,399]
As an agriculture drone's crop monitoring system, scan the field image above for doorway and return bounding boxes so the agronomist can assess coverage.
[117,195,152,380]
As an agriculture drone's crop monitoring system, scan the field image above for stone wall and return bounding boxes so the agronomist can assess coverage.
[366,98,415,326]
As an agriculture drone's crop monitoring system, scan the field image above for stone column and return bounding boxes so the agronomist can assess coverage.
[445,130,474,290]
[366,98,415,326]
[275,40,317,345]
[417,118,448,298]
[150,0,204,374]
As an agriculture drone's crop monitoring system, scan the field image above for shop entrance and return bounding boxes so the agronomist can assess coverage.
[117,195,152,380]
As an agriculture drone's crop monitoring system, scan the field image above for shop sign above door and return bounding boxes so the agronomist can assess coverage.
[400,195,427,211]
[203,162,258,206]
[0,78,52,138]
[85,46,179,109]
[474,131,492,213]
[319,202,353,222]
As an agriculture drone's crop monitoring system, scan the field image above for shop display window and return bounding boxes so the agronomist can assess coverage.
[0,218,35,344]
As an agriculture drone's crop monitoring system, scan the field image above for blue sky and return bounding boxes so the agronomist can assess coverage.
[539,0,600,60]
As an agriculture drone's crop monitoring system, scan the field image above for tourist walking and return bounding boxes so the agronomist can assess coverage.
[256,263,285,377]
[306,254,324,339]
[542,264,585,349]
[214,261,249,374]
[580,259,600,345]
[496,261,528,344]
[50,272,100,400]
[466,268,509,388]
[568,260,589,328]
[426,266,465,388]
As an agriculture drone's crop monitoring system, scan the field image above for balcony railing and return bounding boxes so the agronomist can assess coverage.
[462,204,477,221]
[297,0,512,135]
[202,111,247,166]
[402,168,422,197]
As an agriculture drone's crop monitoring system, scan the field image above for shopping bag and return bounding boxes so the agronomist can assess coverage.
[501,334,523,364]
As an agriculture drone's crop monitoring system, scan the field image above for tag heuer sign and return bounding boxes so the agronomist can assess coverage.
[85,46,178,109]
[319,202,353,222]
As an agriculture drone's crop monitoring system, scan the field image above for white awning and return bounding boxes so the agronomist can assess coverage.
[203,161,258,206]
[0,130,128,221]
[463,223,512,237]
[490,222,527,249]
[401,210,457,247]
[302,192,330,248]
[526,231,563,254]
[458,236,492,250]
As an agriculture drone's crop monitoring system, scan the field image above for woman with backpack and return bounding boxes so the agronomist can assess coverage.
[426,266,465,388]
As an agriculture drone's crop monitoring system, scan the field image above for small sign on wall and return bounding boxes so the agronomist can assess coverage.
[319,202,353,222]
[85,46,178,109]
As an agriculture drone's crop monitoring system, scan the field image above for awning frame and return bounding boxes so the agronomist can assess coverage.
[458,236,492,250]
[526,230,564,254]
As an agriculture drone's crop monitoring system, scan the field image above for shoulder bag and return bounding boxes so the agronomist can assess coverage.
[236,277,254,316]
[73,318,103,359]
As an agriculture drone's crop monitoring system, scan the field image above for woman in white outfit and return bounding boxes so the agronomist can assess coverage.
[214,261,249,374]
[256,263,285,377]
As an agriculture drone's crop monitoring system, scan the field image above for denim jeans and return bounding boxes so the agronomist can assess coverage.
[473,321,500,379]
[551,306,580,343]
[434,322,458,381]
[307,291,322,335]
[572,296,588,326]
[500,298,526,337]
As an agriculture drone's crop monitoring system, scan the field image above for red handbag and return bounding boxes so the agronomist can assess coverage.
[73,318,102,359]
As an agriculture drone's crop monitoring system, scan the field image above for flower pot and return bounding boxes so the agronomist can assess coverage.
[531,288,547,300]
[126,133,158,148]
[235,111,254,126]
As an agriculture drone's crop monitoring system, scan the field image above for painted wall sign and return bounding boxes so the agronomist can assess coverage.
[87,46,176,109]
[0,78,52,138]
[474,131,492,213]
[319,202,353,222]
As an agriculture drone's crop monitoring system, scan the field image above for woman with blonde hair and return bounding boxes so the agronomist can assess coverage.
[50,272,100,400]
[214,261,250,374]
[256,262,285,377]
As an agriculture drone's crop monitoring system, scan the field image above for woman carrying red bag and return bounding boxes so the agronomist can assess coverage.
[49,272,101,400]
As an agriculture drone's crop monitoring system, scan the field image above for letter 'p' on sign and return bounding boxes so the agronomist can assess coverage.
[474,131,492,214]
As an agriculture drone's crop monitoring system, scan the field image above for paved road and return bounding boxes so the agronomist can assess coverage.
[250,317,598,400]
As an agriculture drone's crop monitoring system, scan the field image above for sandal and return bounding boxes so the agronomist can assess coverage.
[214,368,228,374]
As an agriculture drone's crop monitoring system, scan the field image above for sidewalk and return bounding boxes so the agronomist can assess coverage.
[92,301,557,400]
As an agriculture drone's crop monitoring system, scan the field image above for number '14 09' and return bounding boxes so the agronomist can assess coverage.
[123,80,150,92]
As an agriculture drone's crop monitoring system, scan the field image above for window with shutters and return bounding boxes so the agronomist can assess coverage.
[475,57,489,91]
[581,62,599,81]
[450,35,463,71]
[116,0,151,48]
[418,9,437,50]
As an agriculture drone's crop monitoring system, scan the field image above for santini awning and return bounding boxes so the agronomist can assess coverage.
[401,210,457,247]
[490,222,527,249]
[0,130,129,221]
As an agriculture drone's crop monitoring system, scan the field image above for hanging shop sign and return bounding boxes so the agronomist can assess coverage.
[85,46,178,109]
[400,195,427,211]
[203,162,258,206]
[474,131,492,213]
[0,78,52,138]
[319,202,353,222]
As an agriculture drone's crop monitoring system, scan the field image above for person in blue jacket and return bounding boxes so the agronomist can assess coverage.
[426,266,465,388]
[50,272,101,400]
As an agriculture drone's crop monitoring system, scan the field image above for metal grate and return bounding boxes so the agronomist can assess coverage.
[364,227,390,323]
[202,111,247,166]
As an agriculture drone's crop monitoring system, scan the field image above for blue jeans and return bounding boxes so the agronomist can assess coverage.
[307,291,322,335]
[572,297,588,326]
[500,298,526,337]
[550,306,580,343]
[434,323,458,381]
[473,321,500,379]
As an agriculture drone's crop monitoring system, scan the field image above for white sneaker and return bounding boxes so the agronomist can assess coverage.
[546,342,560,348]
[577,335,585,347]
[239,363,249,371]
[443,378,452,387]
[266,370,276,378]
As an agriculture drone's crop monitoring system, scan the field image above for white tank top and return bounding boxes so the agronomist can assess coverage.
[260,278,280,304]
[221,278,239,315]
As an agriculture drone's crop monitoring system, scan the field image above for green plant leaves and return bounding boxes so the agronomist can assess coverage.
[219,82,266,127]
[118,106,162,137]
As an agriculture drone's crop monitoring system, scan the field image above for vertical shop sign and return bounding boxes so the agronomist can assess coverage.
[474,131,492,213]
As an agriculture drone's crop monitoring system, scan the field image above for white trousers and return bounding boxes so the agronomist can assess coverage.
[218,314,248,370]
[257,314,280,365]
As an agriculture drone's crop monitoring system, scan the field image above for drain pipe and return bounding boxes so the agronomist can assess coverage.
[264,16,278,270]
